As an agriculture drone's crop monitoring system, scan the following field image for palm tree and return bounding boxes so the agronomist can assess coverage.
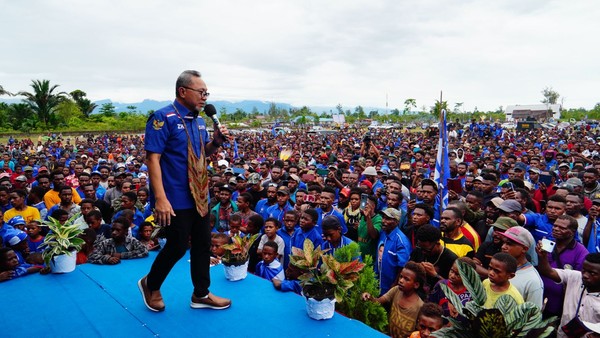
[0,85,13,96]
[18,79,67,128]
[70,90,97,118]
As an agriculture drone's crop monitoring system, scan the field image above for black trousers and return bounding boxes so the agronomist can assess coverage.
[146,208,211,298]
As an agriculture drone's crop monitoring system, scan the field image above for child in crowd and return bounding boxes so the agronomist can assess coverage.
[0,247,43,282]
[228,214,242,237]
[85,210,111,244]
[320,215,354,256]
[246,214,264,273]
[362,261,426,338]
[428,257,475,320]
[257,218,285,260]
[3,229,29,264]
[26,220,45,253]
[76,228,97,264]
[137,221,159,251]
[290,209,323,250]
[482,252,524,308]
[88,217,148,265]
[255,241,285,281]
[409,302,445,338]
[8,215,26,232]
[210,233,229,266]
[278,209,299,269]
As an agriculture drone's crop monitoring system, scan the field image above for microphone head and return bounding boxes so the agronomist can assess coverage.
[204,104,217,118]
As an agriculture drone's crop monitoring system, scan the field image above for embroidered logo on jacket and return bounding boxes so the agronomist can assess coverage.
[152,119,164,130]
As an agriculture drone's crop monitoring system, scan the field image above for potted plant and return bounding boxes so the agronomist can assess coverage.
[40,213,84,273]
[289,239,365,320]
[221,233,259,281]
[432,259,557,338]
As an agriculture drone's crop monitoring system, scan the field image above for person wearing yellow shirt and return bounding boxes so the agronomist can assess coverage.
[4,190,41,223]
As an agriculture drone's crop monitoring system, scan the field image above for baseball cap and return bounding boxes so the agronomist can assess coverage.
[491,217,518,231]
[558,163,570,169]
[247,173,261,185]
[498,200,522,213]
[499,226,534,248]
[224,168,235,175]
[228,177,237,185]
[115,171,127,177]
[289,174,300,183]
[23,166,33,172]
[513,162,527,172]
[221,184,234,192]
[91,170,102,177]
[38,166,49,172]
[381,208,401,221]
[553,183,574,192]
[276,186,290,195]
[7,215,26,228]
[566,178,583,187]
[363,166,377,176]
[487,197,505,208]
[3,229,27,246]
[339,187,351,198]
[16,175,27,182]
[474,176,484,182]
[236,174,246,181]
[360,180,373,190]
[528,167,541,175]
[115,163,126,170]
[0,173,10,181]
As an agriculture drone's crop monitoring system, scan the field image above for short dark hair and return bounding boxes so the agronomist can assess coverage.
[418,302,443,321]
[556,215,579,232]
[264,217,281,228]
[230,214,242,223]
[263,241,279,253]
[414,203,434,219]
[492,252,518,274]
[416,224,441,243]
[322,215,341,231]
[548,194,567,204]
[112,216,131,229]
[248,214,264,230]
[122,191,138,202]
[585,253,600,264]
[303,208,319,223]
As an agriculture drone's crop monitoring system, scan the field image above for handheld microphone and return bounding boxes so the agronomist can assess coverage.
[203,104,229,142]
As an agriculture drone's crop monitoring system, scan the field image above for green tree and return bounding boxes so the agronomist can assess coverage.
[99,103,116,117]
[431,100,448,120]
[232,108,246,122]
[55,100,84,125]
[391,108,400,116]
[454,102,464,114]
[336,104,344,115]
[126,105,137,114]
[541,87,560,105]
[8,103,36,131]
[404,98,417,114]
[18,79,67,128]
[70,90,97,118]
[354,106,366,119]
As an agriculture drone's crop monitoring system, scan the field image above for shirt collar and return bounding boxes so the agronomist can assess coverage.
[173,100,198,119]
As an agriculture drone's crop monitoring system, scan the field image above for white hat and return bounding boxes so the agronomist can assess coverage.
[363,166,377,176]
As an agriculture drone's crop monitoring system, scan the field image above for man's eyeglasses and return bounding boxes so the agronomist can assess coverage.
[182,86,210,98]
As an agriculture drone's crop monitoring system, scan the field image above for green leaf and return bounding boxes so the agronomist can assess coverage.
[464,301,484,319]
[440,283,465,316]
[472,308,507,338]
[457,259,487,306]
[493,294,517,314]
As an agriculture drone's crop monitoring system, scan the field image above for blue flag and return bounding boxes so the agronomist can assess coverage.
[433,109,449,227]
[271,122,280,137]
[233,139,239,159]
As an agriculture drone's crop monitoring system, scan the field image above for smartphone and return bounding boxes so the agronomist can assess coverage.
[541,238,556,253]
[539,174,552,186]
[360,193,369,210]
[503,182,515,191]
[316,168,329,177]
[447,178,463,194]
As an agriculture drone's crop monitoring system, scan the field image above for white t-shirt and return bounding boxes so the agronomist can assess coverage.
[257,234,285,257]
[556,269,600,338]
[575,215,588,241]
[511,263,544,309]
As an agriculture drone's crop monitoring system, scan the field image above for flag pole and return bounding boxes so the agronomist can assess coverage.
[438,90,444,211]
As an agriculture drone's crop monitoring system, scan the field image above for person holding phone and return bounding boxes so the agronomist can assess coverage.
[357,195,381,261]
[539,215,589,320]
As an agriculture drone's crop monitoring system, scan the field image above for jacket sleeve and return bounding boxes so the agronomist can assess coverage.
[88,241,111,264]
[121,239,149,259]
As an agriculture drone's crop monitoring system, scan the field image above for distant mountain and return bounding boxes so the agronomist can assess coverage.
[91,99,296,115]
[1,97,389,116]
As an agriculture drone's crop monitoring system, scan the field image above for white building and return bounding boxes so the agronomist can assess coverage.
[505,104,561,121]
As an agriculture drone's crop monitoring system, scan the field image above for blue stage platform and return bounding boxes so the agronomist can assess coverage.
[0,252,388,338]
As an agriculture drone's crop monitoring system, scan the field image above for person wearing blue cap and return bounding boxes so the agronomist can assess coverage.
[3,229,29,265]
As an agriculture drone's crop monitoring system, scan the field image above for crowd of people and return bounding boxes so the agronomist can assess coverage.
[2,107,600,336]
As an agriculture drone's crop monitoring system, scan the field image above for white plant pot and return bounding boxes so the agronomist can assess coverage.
[50,251,77,273]
[223,261,249,281]
[305,296,336,320]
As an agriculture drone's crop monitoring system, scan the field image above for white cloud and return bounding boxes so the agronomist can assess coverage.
[1,0,598,111]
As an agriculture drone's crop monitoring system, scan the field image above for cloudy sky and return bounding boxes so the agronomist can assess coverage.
[1,0,598,112]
